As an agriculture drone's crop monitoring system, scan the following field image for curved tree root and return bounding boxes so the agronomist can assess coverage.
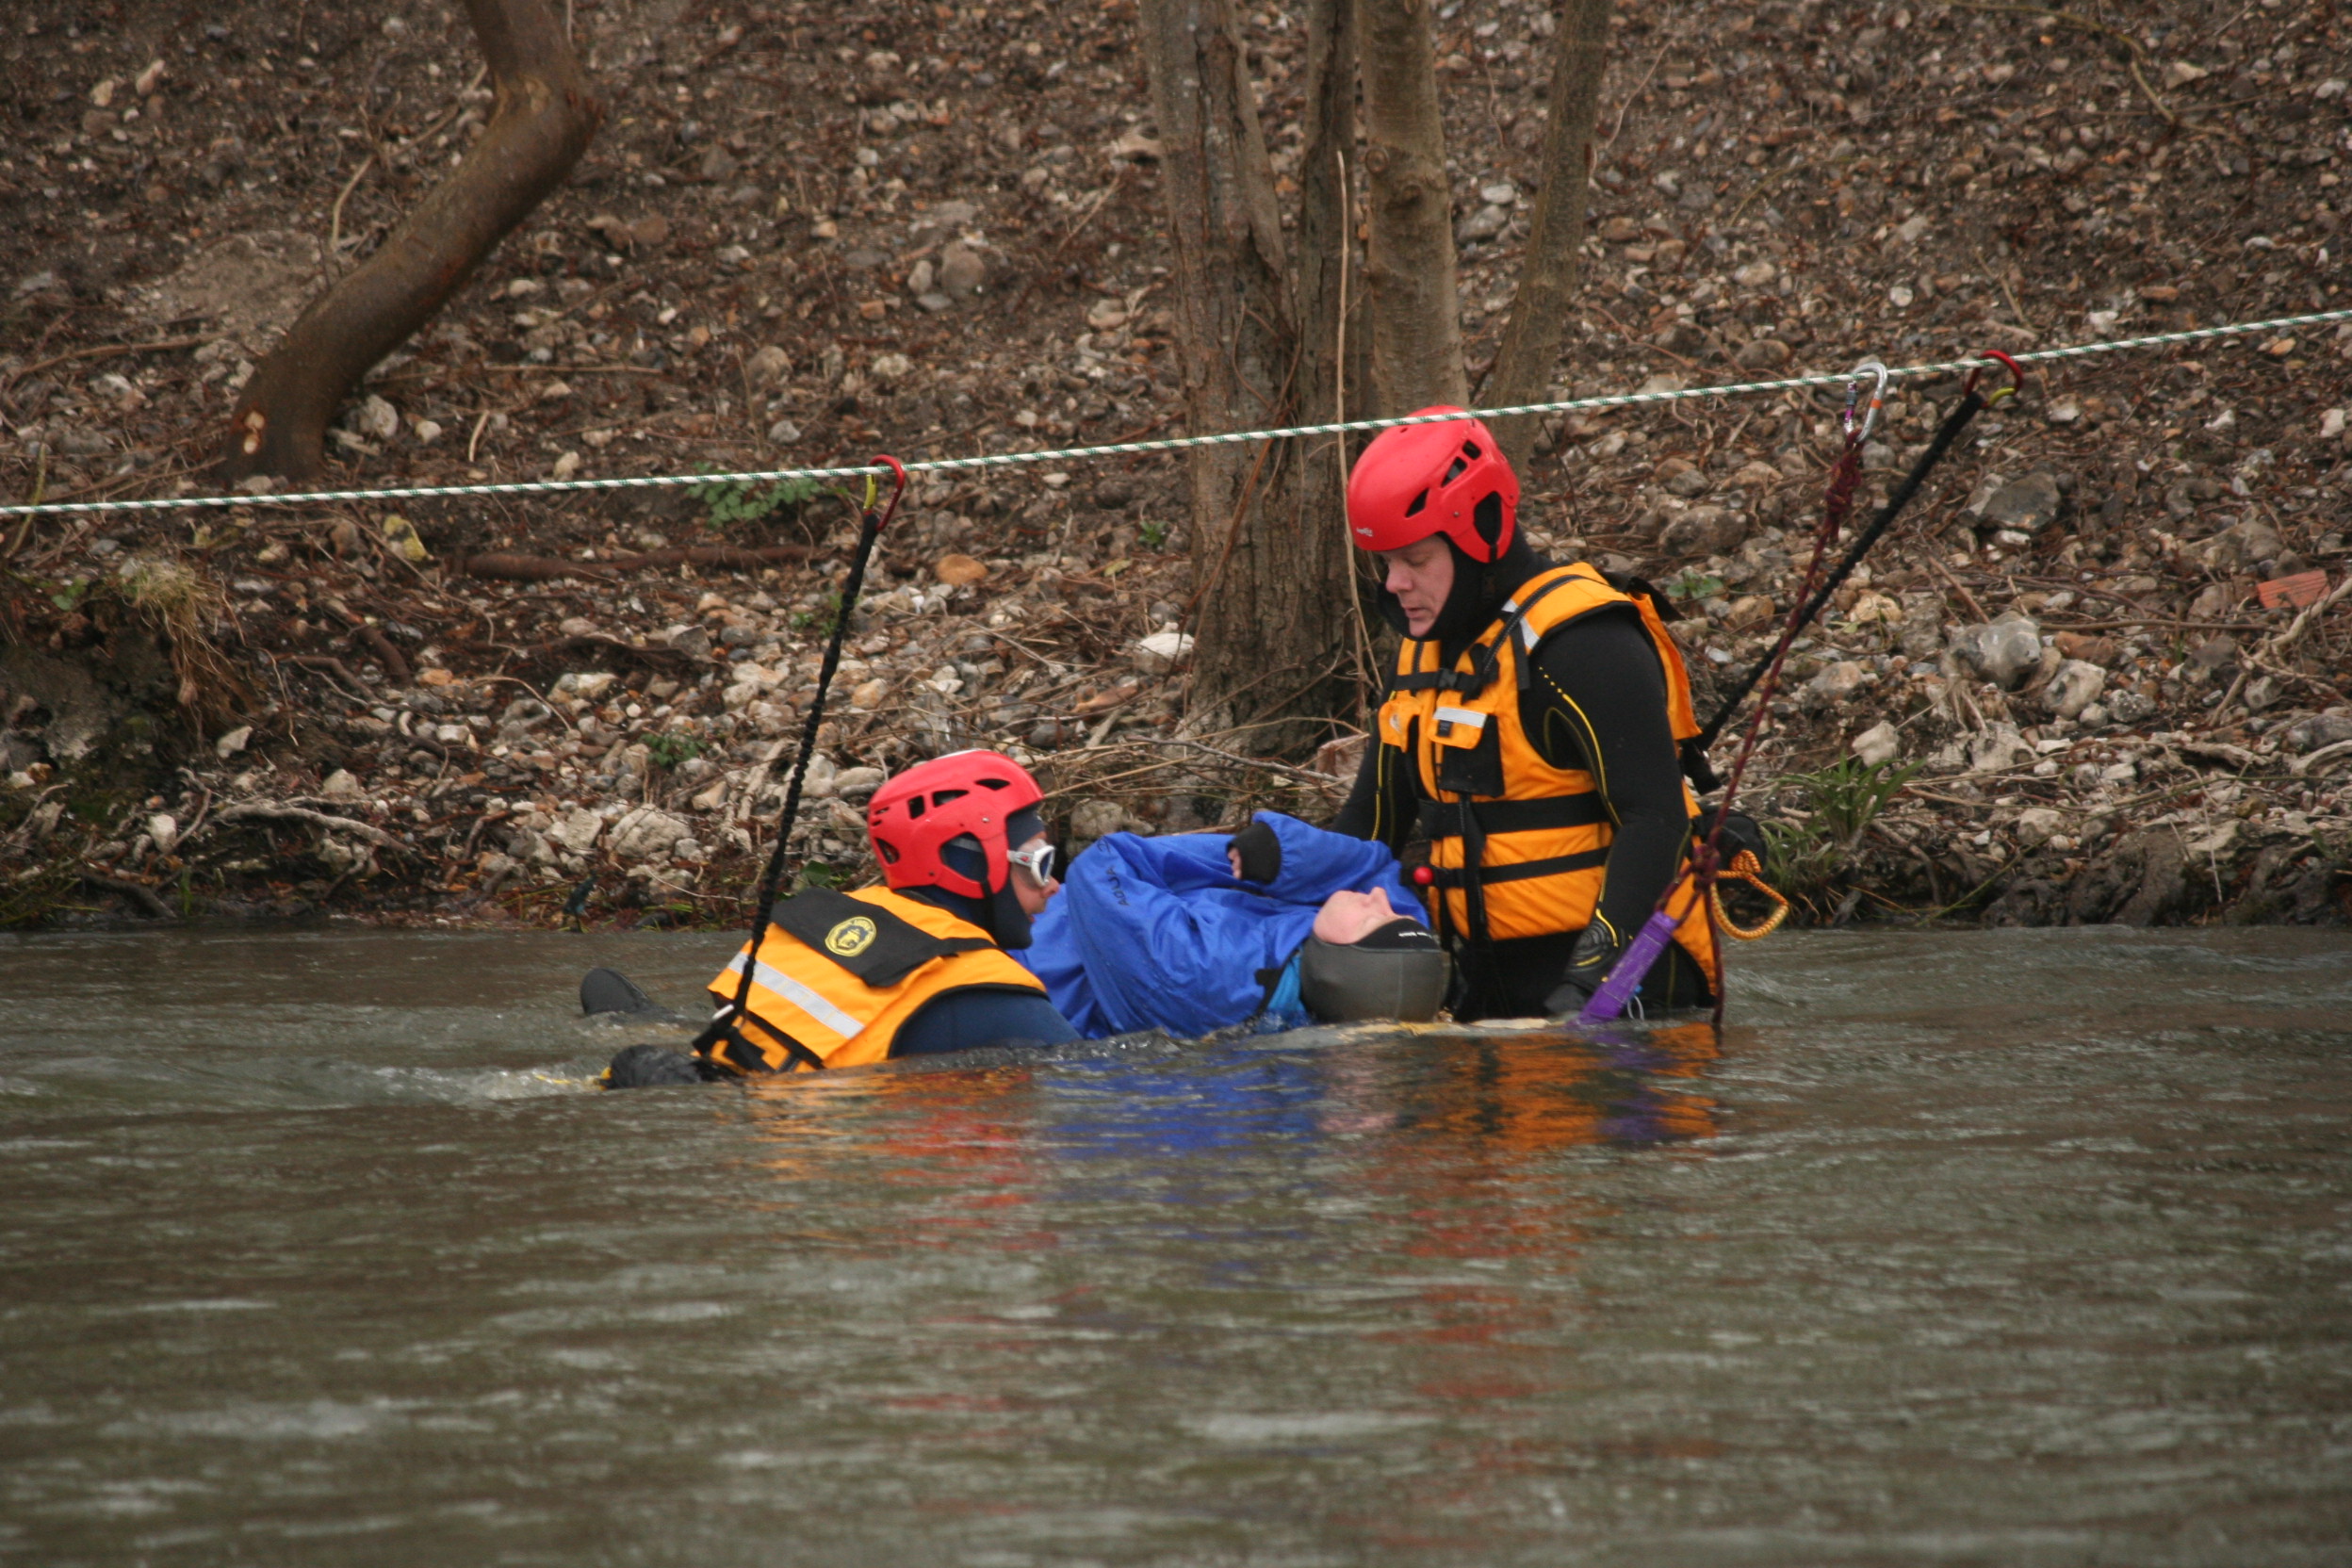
[220,0,602,483]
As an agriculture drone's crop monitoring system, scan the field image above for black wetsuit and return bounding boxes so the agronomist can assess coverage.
[893,882,1080,1055]
[1333,541,1715,1020]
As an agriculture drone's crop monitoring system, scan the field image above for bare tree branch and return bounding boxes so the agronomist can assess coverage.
[1484,0,1613,474]
[1293,0,1376,714]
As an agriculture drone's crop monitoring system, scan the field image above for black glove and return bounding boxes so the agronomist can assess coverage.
[1228,819,1282,884]
[1541,923,1624,1017]
[1715,809,1769,869]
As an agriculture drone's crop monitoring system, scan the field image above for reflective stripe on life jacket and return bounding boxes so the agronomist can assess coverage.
[1376,562,1718,983]
[702,885,1046,1072]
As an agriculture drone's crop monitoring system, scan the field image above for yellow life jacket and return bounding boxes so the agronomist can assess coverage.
[702,885,1046,1073]
[1376,563,1718,984]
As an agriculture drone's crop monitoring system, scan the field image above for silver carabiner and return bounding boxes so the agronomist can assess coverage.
[1843,359,1891,445]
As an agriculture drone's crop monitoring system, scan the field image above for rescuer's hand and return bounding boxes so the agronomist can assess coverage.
[1542,923,1623,1016]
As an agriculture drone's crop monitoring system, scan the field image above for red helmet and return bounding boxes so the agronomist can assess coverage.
[1345,407,1520,562]
[865,749,1045,900]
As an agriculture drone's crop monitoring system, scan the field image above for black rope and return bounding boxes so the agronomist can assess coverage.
[692,459,907,1060]
[1693,386,1991,752]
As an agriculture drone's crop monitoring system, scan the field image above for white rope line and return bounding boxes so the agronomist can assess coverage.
[6,305,2347,520]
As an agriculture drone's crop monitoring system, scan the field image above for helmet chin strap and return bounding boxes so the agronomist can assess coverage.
[919,836,1037,951]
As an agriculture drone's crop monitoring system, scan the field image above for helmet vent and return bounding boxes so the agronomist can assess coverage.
[1403,488,1428,517]
[1474,491,1505,547]
[906,796,925,818]
[1442,456,1467,484]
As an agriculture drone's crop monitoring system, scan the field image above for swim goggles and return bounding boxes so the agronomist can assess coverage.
[1007,841,1058,886]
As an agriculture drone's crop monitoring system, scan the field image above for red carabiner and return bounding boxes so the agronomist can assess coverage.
[868,453,909,530]
[1963,349,2027,404]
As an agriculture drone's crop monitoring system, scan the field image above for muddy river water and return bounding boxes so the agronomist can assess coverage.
[2,925,2347,1565]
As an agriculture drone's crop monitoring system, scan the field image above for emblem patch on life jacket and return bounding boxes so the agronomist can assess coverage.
[769,887,995,988]
[825,915,877,957]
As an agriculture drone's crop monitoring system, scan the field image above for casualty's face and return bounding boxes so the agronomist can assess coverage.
[1010,832,1060,917]
[1379,535,1454,637]
[1312,887,1411,945]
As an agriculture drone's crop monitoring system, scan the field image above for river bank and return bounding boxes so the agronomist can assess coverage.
[4,531,2344,933]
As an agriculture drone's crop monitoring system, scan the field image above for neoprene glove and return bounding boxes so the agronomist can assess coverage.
[1229,819,1282,884]
[1541,923,1624,1016]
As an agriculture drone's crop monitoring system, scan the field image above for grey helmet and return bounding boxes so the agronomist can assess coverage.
[1298,919,1447,1022]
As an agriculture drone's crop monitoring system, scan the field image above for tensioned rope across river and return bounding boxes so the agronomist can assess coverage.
[6,305,2346,520]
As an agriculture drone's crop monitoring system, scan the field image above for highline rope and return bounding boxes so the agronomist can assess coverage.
[5,305,2347,521]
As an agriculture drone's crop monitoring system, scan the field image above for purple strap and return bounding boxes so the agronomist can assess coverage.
[1573,906,1683,1025]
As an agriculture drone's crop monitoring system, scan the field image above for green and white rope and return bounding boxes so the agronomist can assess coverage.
[6,305,2346,520]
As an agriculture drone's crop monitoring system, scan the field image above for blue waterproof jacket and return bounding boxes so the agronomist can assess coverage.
[1020,811,1422,1038]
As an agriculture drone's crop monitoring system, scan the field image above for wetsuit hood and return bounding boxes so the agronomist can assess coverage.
[1373,531,1550,662]
[1298,921,1447,1022]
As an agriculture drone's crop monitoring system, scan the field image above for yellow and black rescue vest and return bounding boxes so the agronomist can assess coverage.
[1376,563,1718,984]
[702,885,1047,1073]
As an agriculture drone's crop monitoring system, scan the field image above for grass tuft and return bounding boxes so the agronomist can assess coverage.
[111,555,246,728]
[1760,755,1921,917]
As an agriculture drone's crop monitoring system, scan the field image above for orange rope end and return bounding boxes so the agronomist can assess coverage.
[1708,849,1790,940]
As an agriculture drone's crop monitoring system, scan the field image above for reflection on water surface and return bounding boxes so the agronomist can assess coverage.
[1,925,2347,1564]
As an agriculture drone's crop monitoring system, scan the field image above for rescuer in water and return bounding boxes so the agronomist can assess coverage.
[1332,408,1735,1021]
[600,749,1079,1086]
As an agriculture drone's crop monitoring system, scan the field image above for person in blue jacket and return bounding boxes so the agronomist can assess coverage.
[1021,810,1446,1039]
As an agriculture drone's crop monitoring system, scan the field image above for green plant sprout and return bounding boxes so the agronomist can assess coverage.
[686,471,824,533]
[789,589,844,634]
[1663,567,1727,601]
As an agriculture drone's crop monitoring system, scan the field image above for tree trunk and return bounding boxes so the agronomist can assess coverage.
[1139,0,1352,739]
[1294,0,1356,445]
[1358,0,1467,415]
[220,0,600,482]
[1484,0,1613,474]
[1292,0,1375,716]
